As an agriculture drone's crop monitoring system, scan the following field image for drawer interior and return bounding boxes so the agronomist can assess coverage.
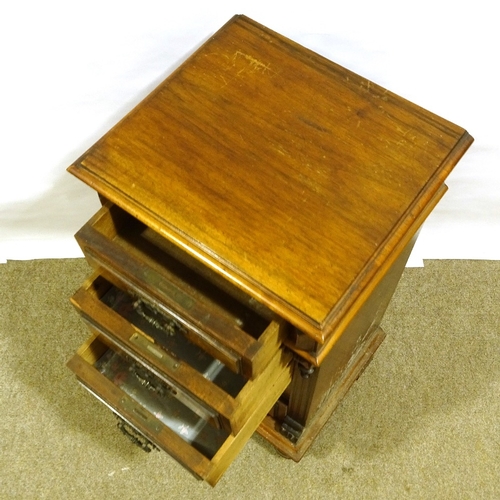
[86,336,229,458]
[68,332,293,485]
[97,277,247,399]
[83,203,269,337]
[72,272,291,434]
[77,203,285,378]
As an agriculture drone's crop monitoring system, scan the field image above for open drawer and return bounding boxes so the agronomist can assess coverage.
[67,332,292,485]
[70,271,292,435]
[75,202,285,379]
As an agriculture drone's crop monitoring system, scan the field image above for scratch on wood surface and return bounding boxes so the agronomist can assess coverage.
[396,125,418,143]
[360,79,389,101]
[233,50,273,74]
[275,144,288,156]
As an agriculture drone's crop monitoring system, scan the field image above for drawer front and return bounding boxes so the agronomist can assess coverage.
[71,271,292,435]
[67,333,292,486]
[76,202,285,379]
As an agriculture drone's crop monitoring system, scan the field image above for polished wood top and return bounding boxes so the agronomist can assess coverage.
[69,15,473,342]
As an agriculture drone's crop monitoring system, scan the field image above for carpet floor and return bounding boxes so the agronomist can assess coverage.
[1,259,499,499]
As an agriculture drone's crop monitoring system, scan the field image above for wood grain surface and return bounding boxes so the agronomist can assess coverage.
[69,15,473,342]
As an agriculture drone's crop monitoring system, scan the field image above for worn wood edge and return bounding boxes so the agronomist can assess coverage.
[205,356,293,486]
[244,320,287,379]
[311,180,452,366]
[231,348,293,434]
[256,325,386,461]
[67,15,242,176]
[320,130,474,339]
[282,184,443,367]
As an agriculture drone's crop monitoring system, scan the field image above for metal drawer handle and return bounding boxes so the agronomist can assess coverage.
[133,298,185,337]
[128,360,177,396]
[115,415,158,453]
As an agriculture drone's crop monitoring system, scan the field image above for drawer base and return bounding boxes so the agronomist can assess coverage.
[257,326,386,461]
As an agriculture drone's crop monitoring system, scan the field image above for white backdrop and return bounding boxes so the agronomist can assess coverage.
[1,1,498,265]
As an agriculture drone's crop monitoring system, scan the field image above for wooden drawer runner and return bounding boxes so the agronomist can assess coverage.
[76,202,284,379]
[70,271,291,435]
[67,332,292,485]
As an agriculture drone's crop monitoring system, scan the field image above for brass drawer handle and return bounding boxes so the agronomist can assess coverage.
[115,415,158,453]
[128,360,177,396]
[133,297,185,337]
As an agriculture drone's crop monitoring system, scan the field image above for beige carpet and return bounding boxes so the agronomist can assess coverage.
[1,259,499,499]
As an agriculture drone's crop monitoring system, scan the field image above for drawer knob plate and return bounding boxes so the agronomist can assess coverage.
[129,332,180,371]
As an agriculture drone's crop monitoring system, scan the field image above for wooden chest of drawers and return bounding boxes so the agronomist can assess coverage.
[66,15,473,485]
